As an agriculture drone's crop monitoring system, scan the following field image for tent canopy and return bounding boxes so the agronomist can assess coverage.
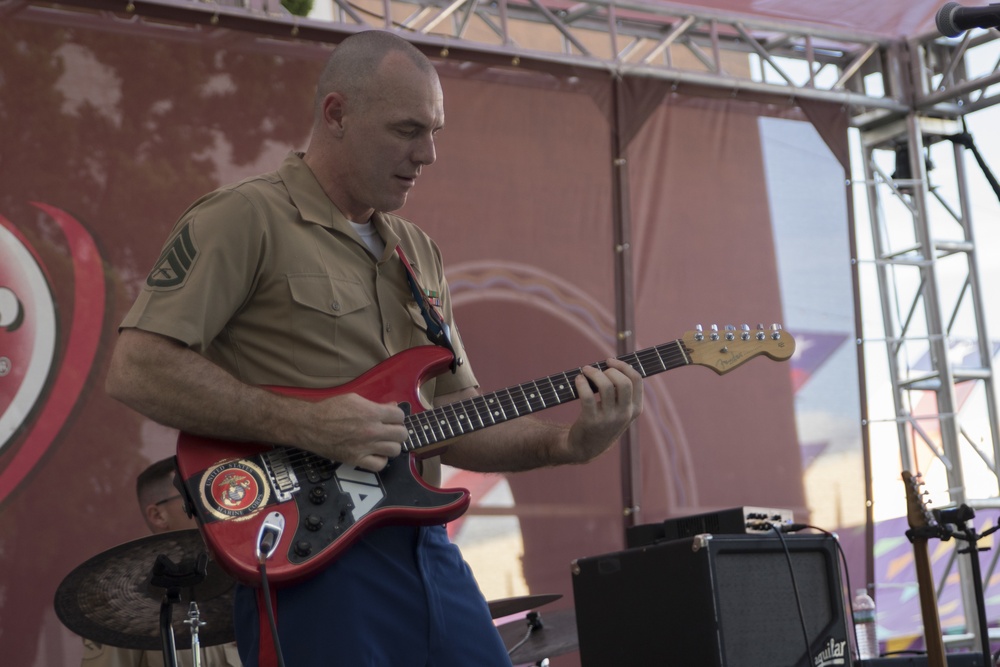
[656,0,948,39]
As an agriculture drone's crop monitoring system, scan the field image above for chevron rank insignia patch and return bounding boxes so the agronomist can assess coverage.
[146,223,198,289]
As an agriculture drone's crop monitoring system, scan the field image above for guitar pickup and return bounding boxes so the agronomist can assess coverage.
[263,448,300,502]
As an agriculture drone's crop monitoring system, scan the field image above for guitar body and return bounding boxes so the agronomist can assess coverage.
[176,345,469,586]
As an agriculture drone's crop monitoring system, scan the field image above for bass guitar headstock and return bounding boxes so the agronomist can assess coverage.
[683,323,795,375]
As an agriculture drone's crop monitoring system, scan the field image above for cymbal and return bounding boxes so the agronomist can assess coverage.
[54,529,235,651]
[497,607,578,665]
[488,593,561,619]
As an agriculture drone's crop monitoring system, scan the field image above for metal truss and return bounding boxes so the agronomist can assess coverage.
[859,112,1000,649]
[29,0,1000,121]
[320,0,911,116]
[911,26,1000,117]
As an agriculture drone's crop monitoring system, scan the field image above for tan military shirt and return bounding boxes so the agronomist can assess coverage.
[121,153,478,483]
[81,639,242,667]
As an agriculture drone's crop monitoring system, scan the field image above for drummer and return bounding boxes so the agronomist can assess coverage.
[80,457,242,667]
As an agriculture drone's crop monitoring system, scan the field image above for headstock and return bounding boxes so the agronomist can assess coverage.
[902,470,939,532]
[683,323,795,375]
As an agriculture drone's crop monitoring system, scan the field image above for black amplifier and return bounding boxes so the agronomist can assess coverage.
[858,656,986,666]
[573,533,848,666]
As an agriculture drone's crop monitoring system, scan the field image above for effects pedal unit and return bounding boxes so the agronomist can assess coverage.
[626,505,795,548]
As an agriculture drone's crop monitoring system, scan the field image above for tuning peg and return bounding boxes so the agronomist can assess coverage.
[694,324,705,341]
[740,324,751,341]
[770,323,783,340]
[725,325,736,341]
[710,324,720,341]
[756,323,766,341]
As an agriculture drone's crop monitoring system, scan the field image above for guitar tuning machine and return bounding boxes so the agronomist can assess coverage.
[724,325,736,341]
[770,323,783,340]
[694,324,704,342]
[756,323,766,341]
[740,324,751,341]
[710,324,720,342]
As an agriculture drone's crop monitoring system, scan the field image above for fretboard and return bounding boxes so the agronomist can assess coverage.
[402,339,690,451]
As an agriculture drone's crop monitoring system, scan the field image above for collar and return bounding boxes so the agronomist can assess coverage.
[280,152,401,259]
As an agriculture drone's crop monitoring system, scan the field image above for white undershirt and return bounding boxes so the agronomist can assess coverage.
[349,220,386,258]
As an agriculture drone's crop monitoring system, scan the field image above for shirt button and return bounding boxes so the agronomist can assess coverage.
[331,302,341,311]
[386,323,393,333]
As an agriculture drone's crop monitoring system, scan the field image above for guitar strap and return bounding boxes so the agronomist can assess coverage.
[256,588,280,667]
[395,245,460,372]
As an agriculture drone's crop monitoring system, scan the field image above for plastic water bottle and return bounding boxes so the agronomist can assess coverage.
[853,589,878,660]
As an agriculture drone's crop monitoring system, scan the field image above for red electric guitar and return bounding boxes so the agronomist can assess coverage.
[176,326,795,586]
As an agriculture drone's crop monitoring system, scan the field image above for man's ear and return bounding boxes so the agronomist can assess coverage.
[144,503,168,532]
[322,92,347,137]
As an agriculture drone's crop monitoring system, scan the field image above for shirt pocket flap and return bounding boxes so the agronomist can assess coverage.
[287,273,370,317]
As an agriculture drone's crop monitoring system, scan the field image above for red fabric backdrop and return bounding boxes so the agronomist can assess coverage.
[0,5,858,665]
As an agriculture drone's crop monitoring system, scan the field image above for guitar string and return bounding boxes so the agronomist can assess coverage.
[271,341,692,469]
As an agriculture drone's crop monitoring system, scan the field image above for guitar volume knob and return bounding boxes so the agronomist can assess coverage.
[294,541,313,557]
[309,486,328,504]
[304,514,323,531]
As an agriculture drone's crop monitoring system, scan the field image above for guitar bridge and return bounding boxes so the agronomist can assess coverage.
[263,448,300,502]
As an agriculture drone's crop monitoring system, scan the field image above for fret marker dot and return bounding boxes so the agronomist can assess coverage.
[493,411,500,416]
[529,393,536,398]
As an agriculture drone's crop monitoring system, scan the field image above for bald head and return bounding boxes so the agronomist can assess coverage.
[314,31,436,122]
[305,29,444,221]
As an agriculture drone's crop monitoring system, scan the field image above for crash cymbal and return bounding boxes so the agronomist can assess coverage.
[488,593,562,619]
[54,529,235,651]
[497,607,578,665]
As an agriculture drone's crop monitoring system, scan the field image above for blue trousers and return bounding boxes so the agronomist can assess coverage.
[234,524,513,666]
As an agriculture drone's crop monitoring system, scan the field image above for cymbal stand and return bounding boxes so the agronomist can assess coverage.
[185,601,206,667]
[150,551,210,667]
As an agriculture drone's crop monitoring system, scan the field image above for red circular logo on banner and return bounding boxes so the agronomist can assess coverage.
[0,204,106,507]
[0,225,57,456]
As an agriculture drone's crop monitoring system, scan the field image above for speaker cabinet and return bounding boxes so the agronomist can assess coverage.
[572,534,852,667]
[859,658,986,666]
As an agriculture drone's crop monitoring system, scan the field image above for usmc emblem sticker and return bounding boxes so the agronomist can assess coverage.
[199,460,270,521]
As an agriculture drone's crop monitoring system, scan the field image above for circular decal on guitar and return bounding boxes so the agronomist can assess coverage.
[199,460,270,521]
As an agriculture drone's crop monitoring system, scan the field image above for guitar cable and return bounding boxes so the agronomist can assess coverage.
[257,530,288,667]
[506,611,544,658]
[770,526,813,661]
[775,523,866,662]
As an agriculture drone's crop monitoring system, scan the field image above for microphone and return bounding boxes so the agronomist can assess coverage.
[936,2,1000,37]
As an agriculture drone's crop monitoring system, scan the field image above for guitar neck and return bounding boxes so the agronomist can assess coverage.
[403,340,688,453]
[912,538,948,667]
[903,471,948,667]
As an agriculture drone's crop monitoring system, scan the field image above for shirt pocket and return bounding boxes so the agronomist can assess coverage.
[286,273,373,378]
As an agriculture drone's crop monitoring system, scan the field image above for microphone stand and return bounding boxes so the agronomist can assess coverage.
[933,504,997,666]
